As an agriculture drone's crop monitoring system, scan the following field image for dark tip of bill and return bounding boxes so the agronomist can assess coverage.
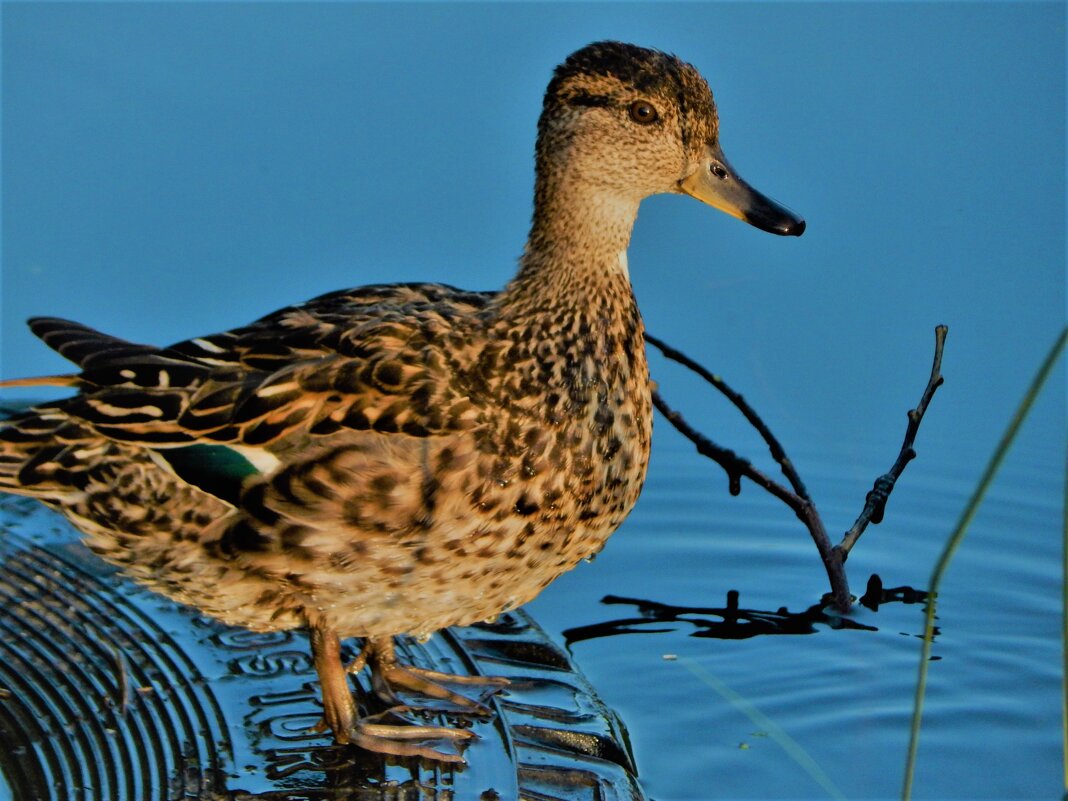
[745,198,806,237]
[752,213,806,237]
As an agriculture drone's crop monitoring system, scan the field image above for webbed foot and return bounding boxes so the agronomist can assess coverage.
[348,705,477,763]
[357,636,509,714]
[310,624,500,763]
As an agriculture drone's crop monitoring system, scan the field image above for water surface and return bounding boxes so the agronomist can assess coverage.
[3,5,1064,800]
[529,431,1062,800]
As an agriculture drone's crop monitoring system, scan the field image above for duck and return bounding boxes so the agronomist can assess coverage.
[0,41,804,762]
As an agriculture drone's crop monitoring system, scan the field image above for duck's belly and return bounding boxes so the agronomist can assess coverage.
[288,392,653,639]
[62,385,652,639]
[343,466,647,638]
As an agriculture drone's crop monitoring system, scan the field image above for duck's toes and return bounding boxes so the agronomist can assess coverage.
[371,660,508,715]
[399,664,511,688]
[350,707,479,764]
[365,636,508,714]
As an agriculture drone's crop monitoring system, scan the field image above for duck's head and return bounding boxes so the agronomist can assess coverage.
[538,41,804,237]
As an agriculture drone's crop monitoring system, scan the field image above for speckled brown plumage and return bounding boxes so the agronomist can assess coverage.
[0,41,803,760]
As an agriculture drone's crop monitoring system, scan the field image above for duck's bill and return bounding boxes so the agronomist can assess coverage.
[679,147,805,237]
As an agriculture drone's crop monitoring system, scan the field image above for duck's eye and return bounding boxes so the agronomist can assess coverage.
[628,100,659,125]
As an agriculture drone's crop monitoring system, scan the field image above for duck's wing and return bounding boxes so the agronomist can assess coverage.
[19,283,496,451]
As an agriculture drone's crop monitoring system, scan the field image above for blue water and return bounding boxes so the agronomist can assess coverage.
[2,5,1064,800]
[529,430,1063,800]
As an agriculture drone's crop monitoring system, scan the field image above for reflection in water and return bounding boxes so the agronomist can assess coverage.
[562,574,931,646]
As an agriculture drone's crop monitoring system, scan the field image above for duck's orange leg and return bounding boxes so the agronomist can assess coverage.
[310,624,477,763]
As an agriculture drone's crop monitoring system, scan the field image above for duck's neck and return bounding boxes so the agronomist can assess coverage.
[484,172,648,412]
[498,173,642,324]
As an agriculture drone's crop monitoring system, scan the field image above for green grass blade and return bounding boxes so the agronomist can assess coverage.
[902,326,1067,801]
[680,657,847,801]
[1062,433,1067,799]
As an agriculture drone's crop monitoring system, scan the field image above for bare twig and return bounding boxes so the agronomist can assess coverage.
[650,392,784,501]
[651,389,849,611]
[645,333,810,501]
[646,326,948,614]
[835,326,947,560]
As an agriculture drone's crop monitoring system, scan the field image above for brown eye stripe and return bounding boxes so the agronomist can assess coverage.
[567,91,613,108]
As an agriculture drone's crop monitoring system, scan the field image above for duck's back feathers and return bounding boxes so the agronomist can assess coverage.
[10,283,495,455]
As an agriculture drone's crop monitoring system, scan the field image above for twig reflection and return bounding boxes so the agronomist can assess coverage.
[563,574,931,647]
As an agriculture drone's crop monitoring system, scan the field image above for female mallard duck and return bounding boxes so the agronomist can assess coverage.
[0,41,803,762]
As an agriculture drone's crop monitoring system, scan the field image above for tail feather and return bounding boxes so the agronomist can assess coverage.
[28,317,159,368]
